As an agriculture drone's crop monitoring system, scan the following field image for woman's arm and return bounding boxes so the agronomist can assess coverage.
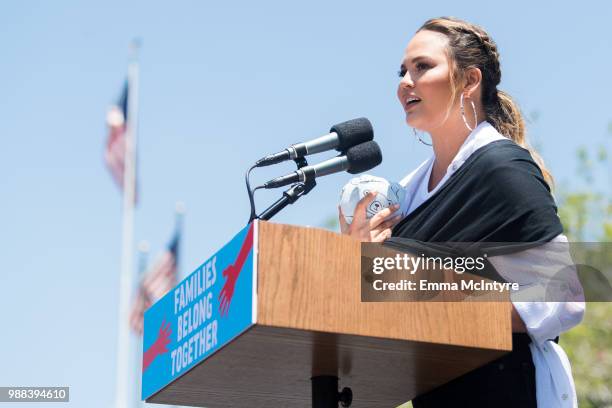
[489,235,586,342]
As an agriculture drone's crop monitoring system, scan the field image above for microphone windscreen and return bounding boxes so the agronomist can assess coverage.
[330,117,374,152]
[346,141,382,174]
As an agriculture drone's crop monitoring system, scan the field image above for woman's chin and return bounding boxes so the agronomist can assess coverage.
[405,114,421,129]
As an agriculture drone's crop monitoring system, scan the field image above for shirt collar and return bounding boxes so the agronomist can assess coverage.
[447,121,507,175]
[399,121,507,189]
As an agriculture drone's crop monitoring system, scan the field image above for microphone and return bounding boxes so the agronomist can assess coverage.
[255,117,373,167]
[263,141,382,189]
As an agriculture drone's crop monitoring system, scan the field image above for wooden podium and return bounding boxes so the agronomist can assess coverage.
[145,221,512,407]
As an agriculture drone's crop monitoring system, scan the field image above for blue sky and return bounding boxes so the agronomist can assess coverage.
[1,1,611,407]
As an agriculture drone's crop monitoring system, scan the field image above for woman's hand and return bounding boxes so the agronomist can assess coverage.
[338,191,403,242]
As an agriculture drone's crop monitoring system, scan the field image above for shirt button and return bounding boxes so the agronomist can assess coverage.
[562,393,568,400]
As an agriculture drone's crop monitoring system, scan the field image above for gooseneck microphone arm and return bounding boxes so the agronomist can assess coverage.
[248,157,317,223]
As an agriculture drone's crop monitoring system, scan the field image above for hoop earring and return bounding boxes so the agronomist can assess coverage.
[460,93,478,131]
[413,128,432,146]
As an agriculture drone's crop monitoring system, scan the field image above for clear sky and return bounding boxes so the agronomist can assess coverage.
[1,1,611,407]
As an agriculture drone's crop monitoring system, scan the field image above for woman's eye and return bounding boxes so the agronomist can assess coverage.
[398,63,430,78]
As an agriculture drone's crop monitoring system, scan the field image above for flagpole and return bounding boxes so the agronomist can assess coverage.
[169,202,184,408]
[115,40,140,408]
[134,240,149,408]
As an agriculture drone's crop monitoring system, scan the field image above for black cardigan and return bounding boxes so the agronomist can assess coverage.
[387,139,563,281]
[390,139,562,245]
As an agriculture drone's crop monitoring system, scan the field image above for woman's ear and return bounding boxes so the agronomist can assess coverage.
[463,67,482,98]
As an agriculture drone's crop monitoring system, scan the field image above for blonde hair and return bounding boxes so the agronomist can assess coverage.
[418,17,553,186]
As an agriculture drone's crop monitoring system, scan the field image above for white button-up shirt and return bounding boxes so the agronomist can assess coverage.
[399,121,585,408]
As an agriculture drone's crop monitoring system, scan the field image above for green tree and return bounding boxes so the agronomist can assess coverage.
[556,127,612,407]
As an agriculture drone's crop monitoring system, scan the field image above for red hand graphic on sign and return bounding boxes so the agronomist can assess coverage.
[219,263,240,316]
[142,319,172,372]
[218,225,254,316]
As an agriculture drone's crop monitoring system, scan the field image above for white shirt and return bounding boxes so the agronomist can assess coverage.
[399,121,585,408]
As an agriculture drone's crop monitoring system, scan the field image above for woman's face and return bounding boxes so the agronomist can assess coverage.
[397,30,456,133]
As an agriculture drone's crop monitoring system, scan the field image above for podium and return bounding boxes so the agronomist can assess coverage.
[142,221,512,407]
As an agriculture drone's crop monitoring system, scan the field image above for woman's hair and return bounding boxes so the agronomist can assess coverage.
[417,17,553,186]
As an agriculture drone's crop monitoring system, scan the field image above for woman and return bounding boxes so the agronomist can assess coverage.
[340,17,584,407]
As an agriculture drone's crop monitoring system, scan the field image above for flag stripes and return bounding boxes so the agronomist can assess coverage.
[130,233,180,335]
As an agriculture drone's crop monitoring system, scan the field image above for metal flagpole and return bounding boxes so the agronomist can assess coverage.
[134,240,149,408]
[115,40,140,408]
[170,202,184,408]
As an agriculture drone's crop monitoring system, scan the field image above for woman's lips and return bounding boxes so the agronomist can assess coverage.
[405,100,421,112]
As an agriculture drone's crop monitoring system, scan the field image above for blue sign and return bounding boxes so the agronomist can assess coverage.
[142,223,256,399]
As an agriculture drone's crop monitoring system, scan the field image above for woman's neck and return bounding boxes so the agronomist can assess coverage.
[427,117,484,191]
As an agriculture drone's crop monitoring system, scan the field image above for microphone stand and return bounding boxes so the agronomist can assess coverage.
[256,157,317,221]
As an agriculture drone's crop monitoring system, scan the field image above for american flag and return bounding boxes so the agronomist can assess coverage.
[105,83,130,192]
[130,231,180,335]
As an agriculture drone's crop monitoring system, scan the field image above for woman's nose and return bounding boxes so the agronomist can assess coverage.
[399,72,414,88]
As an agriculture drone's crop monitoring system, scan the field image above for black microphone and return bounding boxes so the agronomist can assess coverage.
[263,141,382,189]
[255,117,373,167]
